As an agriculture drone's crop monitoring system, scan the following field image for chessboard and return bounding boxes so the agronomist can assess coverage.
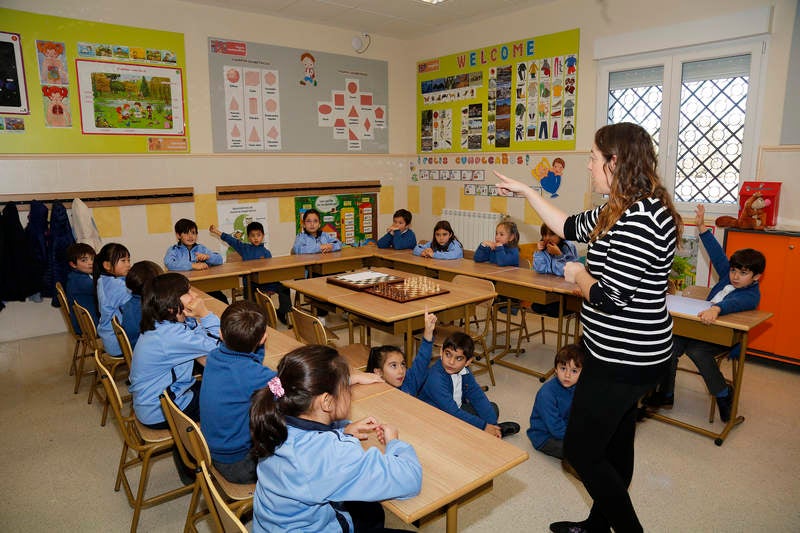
[364,276,449,302]
[326,271,405,291]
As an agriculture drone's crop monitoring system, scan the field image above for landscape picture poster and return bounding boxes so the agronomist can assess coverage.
[77,60,185,135]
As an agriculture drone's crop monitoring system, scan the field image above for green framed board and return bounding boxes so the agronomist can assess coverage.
[0,8,188,153]
[416,29,579,153]
[295,193,377,247]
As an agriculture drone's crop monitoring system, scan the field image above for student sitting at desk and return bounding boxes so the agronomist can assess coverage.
[418,332,520,438]
[292,208,342,255]
[250,344,422,532]
[528,342,584,459]
[531,223,579,317]
[164,218,224,271]
[646,205,766,422]
[377,208,417,250]
[413,220,464,259]
[120,260,163,349]
[64,242,98,335]
[94,242,132,357]
[473,219,520,267]
[367,310,437,395]
[210,221,292,325]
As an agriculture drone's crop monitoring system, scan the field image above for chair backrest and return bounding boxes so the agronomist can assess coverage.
[74,302,102,353]
[55,281,80,339]
[160,391,211,471]
[290,306,328,345]
[451,275,495,336]
[111,316,134,369]
[518,242,537,264]
[96,351,139,447]
[198,461,248,533]
[254,288,279,330]
[520,258,532,269]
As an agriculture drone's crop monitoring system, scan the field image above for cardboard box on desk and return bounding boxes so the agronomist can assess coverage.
[740,181,781,228]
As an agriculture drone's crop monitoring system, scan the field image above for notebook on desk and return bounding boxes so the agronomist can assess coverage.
[666,294,712,316]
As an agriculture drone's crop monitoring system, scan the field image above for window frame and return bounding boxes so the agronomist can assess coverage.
[596,36,769,217]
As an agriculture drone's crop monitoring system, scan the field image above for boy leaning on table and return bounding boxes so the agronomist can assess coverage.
[645,205,766,422]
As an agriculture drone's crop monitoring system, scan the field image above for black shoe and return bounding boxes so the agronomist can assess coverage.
[561,459,581,481]
[549,520,591,533]
[277,311,288,326]
[643,390,674,410]
[498,421,520,438]
[716,386,733,422]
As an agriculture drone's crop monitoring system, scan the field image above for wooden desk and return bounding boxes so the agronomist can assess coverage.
[283,268,496,359]
[184,262,251,293]
[648,307,773,445]
[247,255,310,286]
[350,387,528,533]
[308,247,375,275]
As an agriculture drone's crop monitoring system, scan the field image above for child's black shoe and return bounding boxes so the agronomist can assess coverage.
[498,421,520,438]
[643,390,674,410]
[716,386,734,423]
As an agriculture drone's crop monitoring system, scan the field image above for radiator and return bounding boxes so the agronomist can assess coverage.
[441,209,505,251]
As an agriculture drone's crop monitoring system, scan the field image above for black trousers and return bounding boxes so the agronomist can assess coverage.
[563,356,660,533]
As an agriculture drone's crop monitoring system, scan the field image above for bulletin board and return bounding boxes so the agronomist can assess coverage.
[416,29,579,153]
[0,8,188,153]
[295,193,377,247]
[208,38,388,153]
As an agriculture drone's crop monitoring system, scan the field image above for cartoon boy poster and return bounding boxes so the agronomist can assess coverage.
[299,52,317,86]
[531,157,565,198]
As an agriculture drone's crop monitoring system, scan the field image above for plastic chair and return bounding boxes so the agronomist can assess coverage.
[54,281,91,392]
[414,275,497,385]
[159,393,254,531]
[74,302,128,426]
[96,352,192,532]
[290,306,370,370]
[197,461,248,533]
[254,288,279,330]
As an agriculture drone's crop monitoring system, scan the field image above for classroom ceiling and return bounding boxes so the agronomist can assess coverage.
[182,0,553,40]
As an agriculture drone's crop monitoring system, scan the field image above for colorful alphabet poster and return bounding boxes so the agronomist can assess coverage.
[209,38,388,153]
[295,194,377,247]
[0,8,187,153]
[417,29,579,153]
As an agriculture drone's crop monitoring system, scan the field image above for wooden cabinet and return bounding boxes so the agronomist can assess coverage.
[724,229,800,364]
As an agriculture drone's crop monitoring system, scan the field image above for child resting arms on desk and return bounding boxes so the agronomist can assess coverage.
[645,205,766,423]
[250,344,422,532]
[473,219,520,267]
[413,220,464,259]
[367,310,437,395]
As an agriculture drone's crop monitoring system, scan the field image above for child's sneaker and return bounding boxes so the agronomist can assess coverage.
[716,386,734,423]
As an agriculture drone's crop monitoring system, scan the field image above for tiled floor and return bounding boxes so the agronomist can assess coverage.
[1,316,799,532]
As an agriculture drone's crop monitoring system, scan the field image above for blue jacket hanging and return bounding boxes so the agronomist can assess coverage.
[25,201,49,298]
[48,201,75,307]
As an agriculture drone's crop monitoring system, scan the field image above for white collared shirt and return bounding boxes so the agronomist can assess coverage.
[450,367,469,407]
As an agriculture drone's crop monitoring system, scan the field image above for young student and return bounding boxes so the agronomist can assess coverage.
[210,221,292,324]
[250,344,422,532]
[120,261,163,349]
[647,205,766,422]
[292,208,342,255]
[474,219,520,267]
[94,243,132,357]
[531,223,579,316]
[412,220,464,259]
[64,242,97,334]
[367,310,437,395]
[527,342,585,459]
[164,218,224,271]
[417,332,520,438]
[129,273,220,428]
[377,208,417,250]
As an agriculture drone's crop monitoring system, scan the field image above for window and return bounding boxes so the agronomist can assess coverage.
[598,38,766,213]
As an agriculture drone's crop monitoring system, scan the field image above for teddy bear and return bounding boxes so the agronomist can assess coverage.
[715,191,769,230]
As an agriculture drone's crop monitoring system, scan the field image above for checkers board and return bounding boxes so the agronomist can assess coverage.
[364,277,450,303]
[326,271,405,290]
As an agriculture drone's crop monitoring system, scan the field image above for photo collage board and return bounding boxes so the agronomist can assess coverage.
[0,7,188,153]
[416,29,579,153]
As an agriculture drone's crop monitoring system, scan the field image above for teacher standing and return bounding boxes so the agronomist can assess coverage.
[496,122,682,533]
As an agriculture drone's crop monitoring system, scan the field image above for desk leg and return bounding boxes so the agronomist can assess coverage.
[715,333,748,445]
[445,503,458,533]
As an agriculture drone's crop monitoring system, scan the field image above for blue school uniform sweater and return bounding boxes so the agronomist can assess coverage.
[129,314,220,425]
[527,376,575,449]
[418,360,497,429]
[412,240,464,260]
[119,294,142,349]
[473,244,520,267]
[533,240,579,276]
[97,274,131,356]
[701,230,761,314]
[220,232,272,260]
[65,269,97,335]
[292,232,342,255]
[399,338,433,396]
[200,344,276,464]
[253,416,422,533]
[164,242,223,271]
[377,228,417,250]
